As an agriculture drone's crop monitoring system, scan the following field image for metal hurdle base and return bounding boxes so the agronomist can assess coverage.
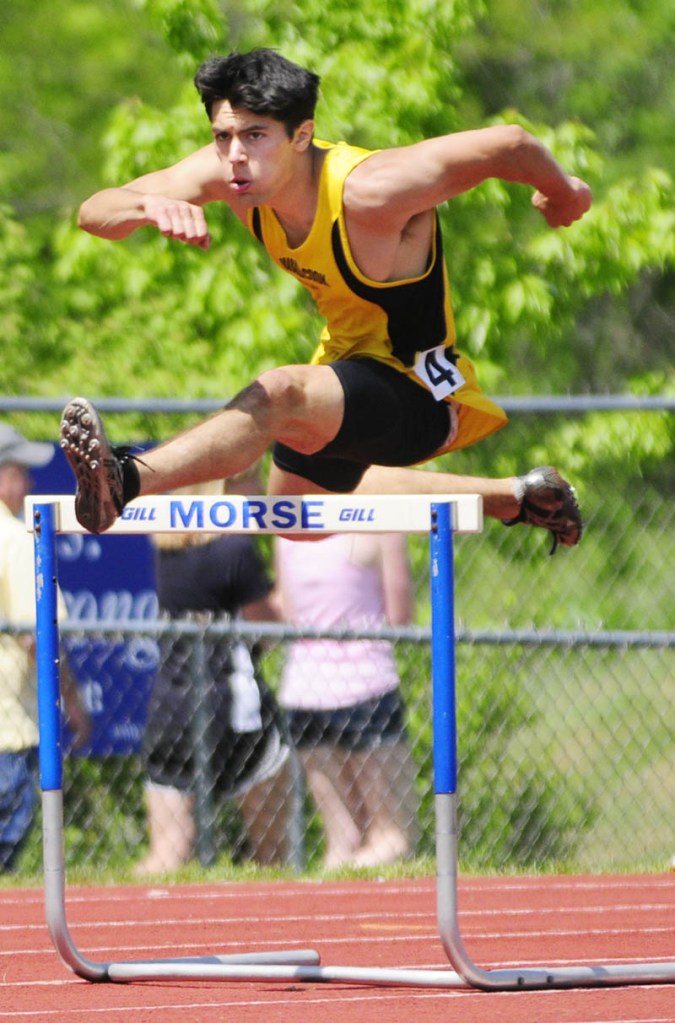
[42,787,466,987]
[42,790,323,981]
[42,787,675,989]
[32,496,675,990]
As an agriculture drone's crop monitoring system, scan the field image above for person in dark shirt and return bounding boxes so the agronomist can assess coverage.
[135,477,293,874]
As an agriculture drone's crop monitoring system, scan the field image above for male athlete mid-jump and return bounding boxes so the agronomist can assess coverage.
[61,49,587,551]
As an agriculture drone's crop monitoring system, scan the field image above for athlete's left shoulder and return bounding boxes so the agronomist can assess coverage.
[316,138,377,163]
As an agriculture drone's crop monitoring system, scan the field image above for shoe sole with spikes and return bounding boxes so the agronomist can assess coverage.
[60,398,124,534]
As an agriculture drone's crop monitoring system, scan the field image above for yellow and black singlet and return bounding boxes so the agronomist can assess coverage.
[246,139,506,454]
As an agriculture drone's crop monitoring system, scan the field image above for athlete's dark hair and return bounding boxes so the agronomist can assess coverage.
[194,49,320,134]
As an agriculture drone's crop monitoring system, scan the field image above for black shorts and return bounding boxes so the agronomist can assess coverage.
[273,357,451,492]
[286,690,408,753]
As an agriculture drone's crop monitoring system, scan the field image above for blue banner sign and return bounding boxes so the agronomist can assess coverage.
[32,446,156,756]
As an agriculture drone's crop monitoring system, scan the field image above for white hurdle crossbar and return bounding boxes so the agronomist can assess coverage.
[30,494,675,989]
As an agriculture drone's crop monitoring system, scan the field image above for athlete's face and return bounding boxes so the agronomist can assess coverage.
[211,101,312,206]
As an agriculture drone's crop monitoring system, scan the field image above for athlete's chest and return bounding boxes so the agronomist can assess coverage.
[343,208,436,282]
[263,206,435,293]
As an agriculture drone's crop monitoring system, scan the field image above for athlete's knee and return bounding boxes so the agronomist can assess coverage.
[226,367,305,434]
[258,364,343,454]
[256,365,307,416]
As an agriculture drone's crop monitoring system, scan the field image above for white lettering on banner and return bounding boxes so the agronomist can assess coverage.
[111,723,144,743]
[123,637,160,673]
[65,589,160,622]
[169,498,328,532]
[57,534,103,562]
[80,680,104,715]
[63,591,161,674]
[413,343,466,400]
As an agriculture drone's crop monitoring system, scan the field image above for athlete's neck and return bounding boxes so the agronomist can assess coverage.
[270,143,326,249]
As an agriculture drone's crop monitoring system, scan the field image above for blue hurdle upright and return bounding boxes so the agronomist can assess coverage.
[30,494,675,989]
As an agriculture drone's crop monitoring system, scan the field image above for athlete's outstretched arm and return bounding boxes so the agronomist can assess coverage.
[346,124,591,232]
[78,145,226,247]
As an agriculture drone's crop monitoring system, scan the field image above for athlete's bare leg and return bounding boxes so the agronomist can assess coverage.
[135,364,344,495]
[61,368,581,547]
[356,465,521,520]
[267,463,520,518]
[268,461,580,552]
[60,365,344,532]
[358,464,582,551]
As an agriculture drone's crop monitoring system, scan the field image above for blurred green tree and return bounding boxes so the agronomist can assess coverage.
[1,0,672,450]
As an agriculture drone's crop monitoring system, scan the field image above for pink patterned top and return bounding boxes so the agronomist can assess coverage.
[275,534,402,710]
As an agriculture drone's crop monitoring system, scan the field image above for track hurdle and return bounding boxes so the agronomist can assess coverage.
[30,493,675,989]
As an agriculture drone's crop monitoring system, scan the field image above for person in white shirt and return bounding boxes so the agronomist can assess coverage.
[0,424,89,872]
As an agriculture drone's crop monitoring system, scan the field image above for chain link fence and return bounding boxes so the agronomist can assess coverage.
[2,400,673,878]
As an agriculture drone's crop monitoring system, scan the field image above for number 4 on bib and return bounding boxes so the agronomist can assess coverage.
[413,344,466,400]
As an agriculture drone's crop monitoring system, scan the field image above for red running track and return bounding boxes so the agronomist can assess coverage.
[0,873,673,1022]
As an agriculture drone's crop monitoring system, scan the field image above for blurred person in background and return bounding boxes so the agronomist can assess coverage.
[275,532,419,869]
[135,474,294,875]
[0,425,90,873]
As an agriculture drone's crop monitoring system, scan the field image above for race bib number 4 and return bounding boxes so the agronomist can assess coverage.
[413,344,466,400]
